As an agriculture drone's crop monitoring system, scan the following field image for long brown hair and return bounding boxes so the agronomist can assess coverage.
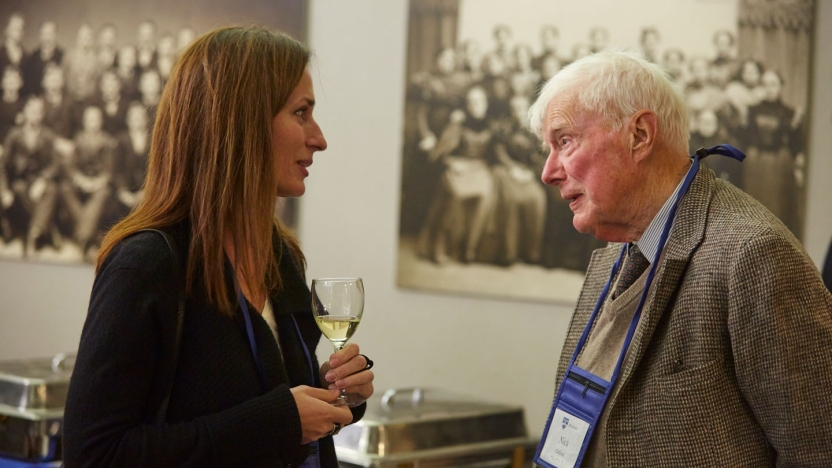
[97,26,309,315]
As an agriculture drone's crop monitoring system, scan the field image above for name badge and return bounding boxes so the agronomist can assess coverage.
[539,408,590,468]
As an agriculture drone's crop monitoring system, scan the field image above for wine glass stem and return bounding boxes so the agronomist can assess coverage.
[332,343,348,405]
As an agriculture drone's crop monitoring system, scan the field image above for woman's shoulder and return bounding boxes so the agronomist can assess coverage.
[99,230,182,284]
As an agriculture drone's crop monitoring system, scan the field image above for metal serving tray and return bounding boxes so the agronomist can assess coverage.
[0,354,73,462]
[334,388,538,468]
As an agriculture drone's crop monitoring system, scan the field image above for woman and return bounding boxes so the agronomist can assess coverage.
[0,13,25,76]
[0,96,60,255]
[724,59,765,127]
[20,19,64,98]
[63,26,374,467]
[0,65,24,142]
[417,85,495,264]
[63,23,99,102]
[490,94,545,266]
[508,43,539,100]
[115,45,141,102]
[41,63,73,139]
[109,101,150,222]
[411,48,470,153]
[96,70,129,136]
[743,69,804,234]
[58,105,115,260]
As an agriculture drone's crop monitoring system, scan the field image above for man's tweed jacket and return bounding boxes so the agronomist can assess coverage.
[548,167,832,467]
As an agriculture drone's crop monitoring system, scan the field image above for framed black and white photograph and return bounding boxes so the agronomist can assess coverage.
[0,0,305,263]
[396,0,814,303]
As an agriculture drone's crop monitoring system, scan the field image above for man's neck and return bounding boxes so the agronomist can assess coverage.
[631,156,693,253]
[622,154,692,243]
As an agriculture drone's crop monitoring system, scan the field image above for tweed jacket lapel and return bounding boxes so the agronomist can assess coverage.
[553,245,618,390]
[614,166,714,388]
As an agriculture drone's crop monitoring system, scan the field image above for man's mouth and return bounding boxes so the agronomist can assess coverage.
[565,193,582,209]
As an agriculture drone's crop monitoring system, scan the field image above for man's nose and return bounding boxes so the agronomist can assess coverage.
[541,149,563,186]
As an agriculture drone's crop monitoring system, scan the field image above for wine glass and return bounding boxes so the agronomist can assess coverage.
[311,277,364,407]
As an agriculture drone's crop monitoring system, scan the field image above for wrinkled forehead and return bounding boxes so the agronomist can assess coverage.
[544,92,588,130]
[543,93,615,138]
[543,95,577,132]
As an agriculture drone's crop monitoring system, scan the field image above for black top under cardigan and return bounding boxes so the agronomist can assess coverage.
[63,220,364,467]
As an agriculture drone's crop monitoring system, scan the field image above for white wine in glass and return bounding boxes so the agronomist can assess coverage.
[311,277,364,407]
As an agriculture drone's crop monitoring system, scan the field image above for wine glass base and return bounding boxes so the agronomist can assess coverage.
[337,392,366,408]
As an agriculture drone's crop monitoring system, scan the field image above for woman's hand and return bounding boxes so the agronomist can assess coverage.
[290,386,353,444]
[319,343,374,406]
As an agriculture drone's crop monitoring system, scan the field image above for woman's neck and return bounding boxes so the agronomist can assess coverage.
[223,233,265,313]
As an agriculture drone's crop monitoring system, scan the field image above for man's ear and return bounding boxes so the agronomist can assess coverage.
[628,110,658,163]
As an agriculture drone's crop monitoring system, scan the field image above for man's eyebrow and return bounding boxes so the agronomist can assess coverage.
[547,124,565,135]
[546,122,570,139]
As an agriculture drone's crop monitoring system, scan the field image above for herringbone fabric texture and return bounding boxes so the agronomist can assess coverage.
[612,244,649,299]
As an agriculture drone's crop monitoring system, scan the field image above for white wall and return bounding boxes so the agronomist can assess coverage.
[804,1,832,263]
[0,0,830,438]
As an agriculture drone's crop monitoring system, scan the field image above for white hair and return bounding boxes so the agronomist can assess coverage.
[528,49,690,155]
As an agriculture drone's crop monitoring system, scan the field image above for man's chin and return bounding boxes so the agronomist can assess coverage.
[572,217,592,236]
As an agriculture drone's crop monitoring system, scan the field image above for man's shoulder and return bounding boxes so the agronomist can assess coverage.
[706,178,798,246]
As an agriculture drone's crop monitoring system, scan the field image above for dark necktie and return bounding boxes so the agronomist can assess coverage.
[612,244,649,299]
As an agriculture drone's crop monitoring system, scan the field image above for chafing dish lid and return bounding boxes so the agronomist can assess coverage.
[0,353,74,412]
[334,388,530,457]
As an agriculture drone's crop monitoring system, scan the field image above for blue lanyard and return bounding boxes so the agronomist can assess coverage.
[563,144,745,384]
[230,260,322,468]
[535,145,745,468]
[230,267,317,389]
[232,273,270,390]
[568,156,699,387]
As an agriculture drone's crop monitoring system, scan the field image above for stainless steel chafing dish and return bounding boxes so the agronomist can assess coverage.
[334,388,538,468]
[0,354,74,462]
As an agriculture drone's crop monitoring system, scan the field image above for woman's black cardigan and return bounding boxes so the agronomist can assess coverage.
[63,220,364,467]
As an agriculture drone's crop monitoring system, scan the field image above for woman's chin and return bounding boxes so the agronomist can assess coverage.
[277,186,305,198]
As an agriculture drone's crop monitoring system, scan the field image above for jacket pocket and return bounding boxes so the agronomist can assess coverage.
[640,358,770,467]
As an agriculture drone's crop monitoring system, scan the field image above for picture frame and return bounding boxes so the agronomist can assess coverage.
[0,0,306,264]
[396,0,814,303]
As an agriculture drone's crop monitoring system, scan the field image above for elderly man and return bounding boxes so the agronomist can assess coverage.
[528,50,832,467]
